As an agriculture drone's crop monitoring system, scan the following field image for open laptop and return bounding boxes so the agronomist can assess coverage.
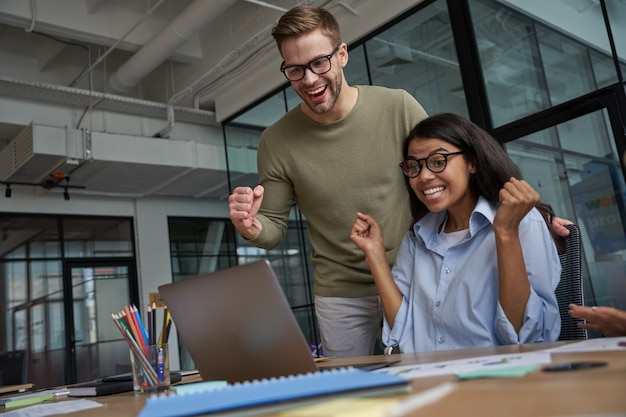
[159,259,399,383]
[158,259,319,383]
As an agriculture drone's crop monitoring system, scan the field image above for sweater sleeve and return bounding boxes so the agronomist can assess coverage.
[245,131,294,250]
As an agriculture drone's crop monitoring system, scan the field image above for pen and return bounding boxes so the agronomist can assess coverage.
[159,308,171,348]
[4,393,53,409]
[163,316,172,345]
[151,302,157,347]
[384,382,455,417]
[157,347,165,382]
[147,304,154,345]
[0,389,70,407]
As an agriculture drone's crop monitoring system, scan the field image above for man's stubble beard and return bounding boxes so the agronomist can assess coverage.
[300,71,343,116]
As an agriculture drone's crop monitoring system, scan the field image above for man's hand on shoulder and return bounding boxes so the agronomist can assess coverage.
[551,216,573,237]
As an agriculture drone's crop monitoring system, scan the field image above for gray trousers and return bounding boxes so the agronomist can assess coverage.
[315,295,383,358]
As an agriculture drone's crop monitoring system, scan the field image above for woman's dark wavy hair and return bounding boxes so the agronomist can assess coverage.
[402,113,562,250]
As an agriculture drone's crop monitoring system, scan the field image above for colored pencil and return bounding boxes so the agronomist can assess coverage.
[111,314,159,385]
[124,305,148,355]
[133,304,150,348]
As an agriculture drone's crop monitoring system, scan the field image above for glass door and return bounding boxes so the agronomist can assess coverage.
[64,261,134,384]
[503,96,626,318]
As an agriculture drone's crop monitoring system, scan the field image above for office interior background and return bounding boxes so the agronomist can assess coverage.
[0,0,624,388]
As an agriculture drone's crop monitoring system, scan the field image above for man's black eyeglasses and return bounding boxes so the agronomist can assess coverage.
[399,151,465,178]
[280,45,340,81]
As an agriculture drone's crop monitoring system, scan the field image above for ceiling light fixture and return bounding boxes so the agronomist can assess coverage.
[0,178,85,201]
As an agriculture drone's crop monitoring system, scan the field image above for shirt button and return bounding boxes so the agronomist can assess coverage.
[435,301,441,307]
[438,337,445,343]
[445,268,450,274]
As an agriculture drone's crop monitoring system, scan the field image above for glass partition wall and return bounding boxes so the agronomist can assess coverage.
[0,215,137,387]
[506,108,626,316]
[469,0,626,127]
[224,0,626,343]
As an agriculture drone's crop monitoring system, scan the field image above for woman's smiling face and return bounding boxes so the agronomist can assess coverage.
[406,137,477,216]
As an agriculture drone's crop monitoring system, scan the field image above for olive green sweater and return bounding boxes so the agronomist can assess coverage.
[249,85,428,297]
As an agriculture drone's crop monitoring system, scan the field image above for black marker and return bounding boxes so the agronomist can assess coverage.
[542,361,607,372]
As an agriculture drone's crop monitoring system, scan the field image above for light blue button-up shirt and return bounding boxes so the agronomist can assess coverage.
[384,196,562,353]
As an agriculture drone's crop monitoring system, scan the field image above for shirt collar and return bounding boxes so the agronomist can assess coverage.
[413,195,495,249]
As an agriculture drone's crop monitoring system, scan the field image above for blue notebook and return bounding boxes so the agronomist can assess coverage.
[138,367,409,417]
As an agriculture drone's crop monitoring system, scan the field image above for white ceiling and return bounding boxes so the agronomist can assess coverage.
[0,0,421,200]
[0,0,423,122]
[2,0,618,200]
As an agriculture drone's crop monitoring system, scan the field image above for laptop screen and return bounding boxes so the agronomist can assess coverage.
[158,260,319,383]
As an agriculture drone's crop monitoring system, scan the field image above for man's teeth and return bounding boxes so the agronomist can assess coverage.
[424,186,444,195]
[309,86,325,95]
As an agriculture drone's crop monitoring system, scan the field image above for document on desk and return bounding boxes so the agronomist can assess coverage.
[279,383,456,417]
[373,351,551,380]
[544,336,626,352]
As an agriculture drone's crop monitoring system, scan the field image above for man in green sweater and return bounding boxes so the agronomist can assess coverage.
[228,5,427,358]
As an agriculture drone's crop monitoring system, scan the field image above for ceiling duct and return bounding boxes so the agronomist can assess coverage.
[0,123,67,183]
[108,0,237,93]
[0,76,217,126]
[0,122,259,200]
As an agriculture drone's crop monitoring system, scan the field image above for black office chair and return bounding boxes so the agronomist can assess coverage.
[555,223,588,341]
[0,350,29,385]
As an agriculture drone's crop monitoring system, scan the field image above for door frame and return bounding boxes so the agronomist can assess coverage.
[62,258,138,383]
[492,85,626,173]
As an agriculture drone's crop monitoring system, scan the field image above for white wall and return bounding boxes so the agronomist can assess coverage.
[134,196,228,368]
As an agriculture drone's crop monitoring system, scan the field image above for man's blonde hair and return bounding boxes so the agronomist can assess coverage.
[272,6,342,52]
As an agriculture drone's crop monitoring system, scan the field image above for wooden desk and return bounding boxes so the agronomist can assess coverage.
[3,341,625,416]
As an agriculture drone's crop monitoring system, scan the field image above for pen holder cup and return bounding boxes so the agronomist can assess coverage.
[130,344,170,395]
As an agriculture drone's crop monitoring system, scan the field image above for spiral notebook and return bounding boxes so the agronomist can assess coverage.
[138,367,410,417]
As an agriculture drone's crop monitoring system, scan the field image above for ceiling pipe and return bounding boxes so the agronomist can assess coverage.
[70,0,167,88]
[243,0,288,13]
[108,0,237,93]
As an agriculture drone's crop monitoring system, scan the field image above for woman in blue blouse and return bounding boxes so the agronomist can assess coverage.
[350,113,561,353]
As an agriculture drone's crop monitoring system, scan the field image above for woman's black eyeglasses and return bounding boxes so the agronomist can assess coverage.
[399,152,465,178]
[280,45,340,81]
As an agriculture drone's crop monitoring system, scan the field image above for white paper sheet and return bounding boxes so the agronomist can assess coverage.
[373,351,551,379]
[544,336,626,352]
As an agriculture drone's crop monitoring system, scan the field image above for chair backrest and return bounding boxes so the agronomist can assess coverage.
[555,223,588,340]
[0,350,29,385]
